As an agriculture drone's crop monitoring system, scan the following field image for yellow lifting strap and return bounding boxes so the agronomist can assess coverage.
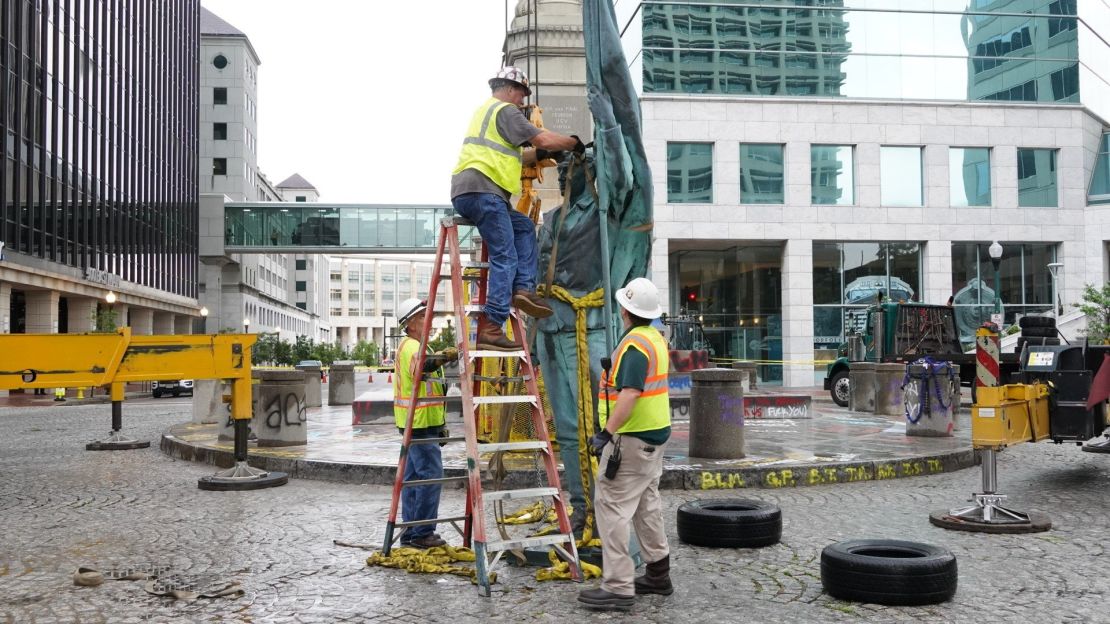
[365,545,496,585]
[515,105,556,223]
[536,548,602,582]
[537,284,605,547]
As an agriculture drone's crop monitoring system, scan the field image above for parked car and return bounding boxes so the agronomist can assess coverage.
[152,379,194,398]
[296,360,326,380]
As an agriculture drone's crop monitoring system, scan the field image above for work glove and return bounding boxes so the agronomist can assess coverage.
[535,149,565,163]
[439,347,459,362]
[437,427,450,447]
[588,429,612,457]
[571,135,586,155]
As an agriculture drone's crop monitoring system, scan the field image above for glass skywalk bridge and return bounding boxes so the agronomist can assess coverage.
[223,203,477,254]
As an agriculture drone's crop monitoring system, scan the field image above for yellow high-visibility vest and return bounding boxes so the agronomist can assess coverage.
[452,98,524,196]
[598,326,670,434]
[394,337,446,430]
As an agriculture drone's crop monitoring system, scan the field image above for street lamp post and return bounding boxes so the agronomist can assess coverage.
[988,241,1003,328]
[1047,262,1063,322]
[200,306,209,334]
[243,317,251,334]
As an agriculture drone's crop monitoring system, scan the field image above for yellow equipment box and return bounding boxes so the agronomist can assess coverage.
[971,383,1050,449]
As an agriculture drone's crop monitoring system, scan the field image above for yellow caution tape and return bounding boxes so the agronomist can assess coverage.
[497,501,546,525]
[536,548,602,582]
[366,545,496,585]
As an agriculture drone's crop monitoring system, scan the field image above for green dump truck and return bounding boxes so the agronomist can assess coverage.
[823,303,1020,407]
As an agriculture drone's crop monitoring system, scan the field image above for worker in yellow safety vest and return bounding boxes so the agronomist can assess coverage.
[394,297,458,549]
[579,277,673,611]
[450,66,585,351]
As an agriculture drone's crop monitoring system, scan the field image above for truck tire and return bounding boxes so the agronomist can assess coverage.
[677,498,781,548]
[820,539,957,606]
[1019,315,1055,329]
[1018,336,1061,349]
[1021,326,1057,338]
[830,370,850,407]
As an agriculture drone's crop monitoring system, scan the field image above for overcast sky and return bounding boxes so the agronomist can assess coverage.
[201,0,513,204]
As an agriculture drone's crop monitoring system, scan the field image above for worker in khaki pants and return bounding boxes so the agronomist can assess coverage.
[578,278,673,611]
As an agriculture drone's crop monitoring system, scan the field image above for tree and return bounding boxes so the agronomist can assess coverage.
[1078,282,1110,344]
[351,340,380,366]
[91,307,119,333]
[273,338,294,366]
[427,321,457,353]
[292,335,315,363]
[311,341,346,366]
[252,333,280,365]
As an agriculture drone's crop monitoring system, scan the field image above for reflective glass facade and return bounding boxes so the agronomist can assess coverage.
[1089,133,1110,205]
[1,1,200,297]
[950,147,992,207]
[639,1,1105,107]
[811,145,853,205]
[667,142,713,203]
[951,241,1056,343]
[812,241,922,348]
[880,146,923,206]
[739,143,784,204]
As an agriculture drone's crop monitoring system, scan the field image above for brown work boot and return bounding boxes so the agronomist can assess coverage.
[476,317,522,352]
[634,554,673,596]
[512,290,554,319]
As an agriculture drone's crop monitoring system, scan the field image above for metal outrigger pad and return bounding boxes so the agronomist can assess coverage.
[929,448,1050,534]
[86,430,150,451]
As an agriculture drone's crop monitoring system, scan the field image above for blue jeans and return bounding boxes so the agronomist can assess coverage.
[452,193,538,325]
[401,427,443,540]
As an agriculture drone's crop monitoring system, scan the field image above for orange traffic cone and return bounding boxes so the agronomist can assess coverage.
[387,373,392,383]
[368,372,373,383]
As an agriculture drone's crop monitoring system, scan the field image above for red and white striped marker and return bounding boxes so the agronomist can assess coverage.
[975,325,1000,388]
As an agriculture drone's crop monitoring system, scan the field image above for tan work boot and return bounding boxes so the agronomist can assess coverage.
[476,317,522,352]
[512,290,554,318]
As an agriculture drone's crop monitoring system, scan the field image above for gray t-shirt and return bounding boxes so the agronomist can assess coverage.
[450,103,542,202]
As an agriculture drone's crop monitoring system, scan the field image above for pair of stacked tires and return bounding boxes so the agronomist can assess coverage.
[676,499,957,606]
[1017,315,1059,351]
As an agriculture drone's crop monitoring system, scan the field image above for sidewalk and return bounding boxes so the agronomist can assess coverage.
[162,383,975,490]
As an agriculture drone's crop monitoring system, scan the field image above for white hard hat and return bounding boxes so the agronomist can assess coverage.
[615,277,663,320]
[489,66,532,96]
[398,298,427,326]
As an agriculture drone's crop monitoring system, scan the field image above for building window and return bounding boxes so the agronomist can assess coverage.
[811,145,854,205]
[296,196,306,202]
[949,148,991,207]
[296,259,307,270]
[1089,133,1110,205]
[214,87,227,105]
[667,142,713,203]
[213,54,228,69]
[880,147,923,206]
[213,122,227,141]
[739,144,784,204]
[1017,148,1058,207]
[296,281,306,292]
[297,302,307,311]
[951,242,1057,343]
[213,158,227,176]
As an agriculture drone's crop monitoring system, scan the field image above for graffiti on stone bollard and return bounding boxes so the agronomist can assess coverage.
[718,394,745,426]
[264,392,307,431]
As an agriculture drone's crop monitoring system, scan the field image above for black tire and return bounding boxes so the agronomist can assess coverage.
[1021,326,1057,338]
[172,390,181,397]
[153,389,162,398]
[677,498,782,548]
[830,370,850,408]
[1019,315,1055,329]
[1020,336,1061,348]
[821,539,957,606]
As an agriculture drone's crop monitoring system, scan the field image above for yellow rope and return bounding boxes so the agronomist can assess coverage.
[366,545,496,585]
[536,548,603,582]
[537,285,604,547]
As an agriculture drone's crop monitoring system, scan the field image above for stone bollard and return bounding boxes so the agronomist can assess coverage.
[328,360,356,406]
[295,363,323,407]
[687,368,745,459]
[849,362,877,412]
[191,379,224,424]
[905,361,960,437]
[731,361,758,392]
[254,369,308,447]
[218,378,261,441]
[874,362,908,417]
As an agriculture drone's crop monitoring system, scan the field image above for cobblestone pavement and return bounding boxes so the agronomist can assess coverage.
[1,401,1108,623]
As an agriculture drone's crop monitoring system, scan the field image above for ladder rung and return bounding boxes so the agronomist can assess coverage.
[402,476,469,488]
[473,375,531,383]
[396,515,468,529]
[440,272,483,281]
[445,216,474,227]
[485,534,574,552]
[468,350,528,359]
[479,441,549,453]
[482,487,558,502]
[409,435,465,445]
[472,395,536,406]
[414,395,461,404]
[464,305,485,314]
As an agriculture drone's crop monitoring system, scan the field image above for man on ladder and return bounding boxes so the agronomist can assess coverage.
[449,66,584,350]
[394,297,458,548]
